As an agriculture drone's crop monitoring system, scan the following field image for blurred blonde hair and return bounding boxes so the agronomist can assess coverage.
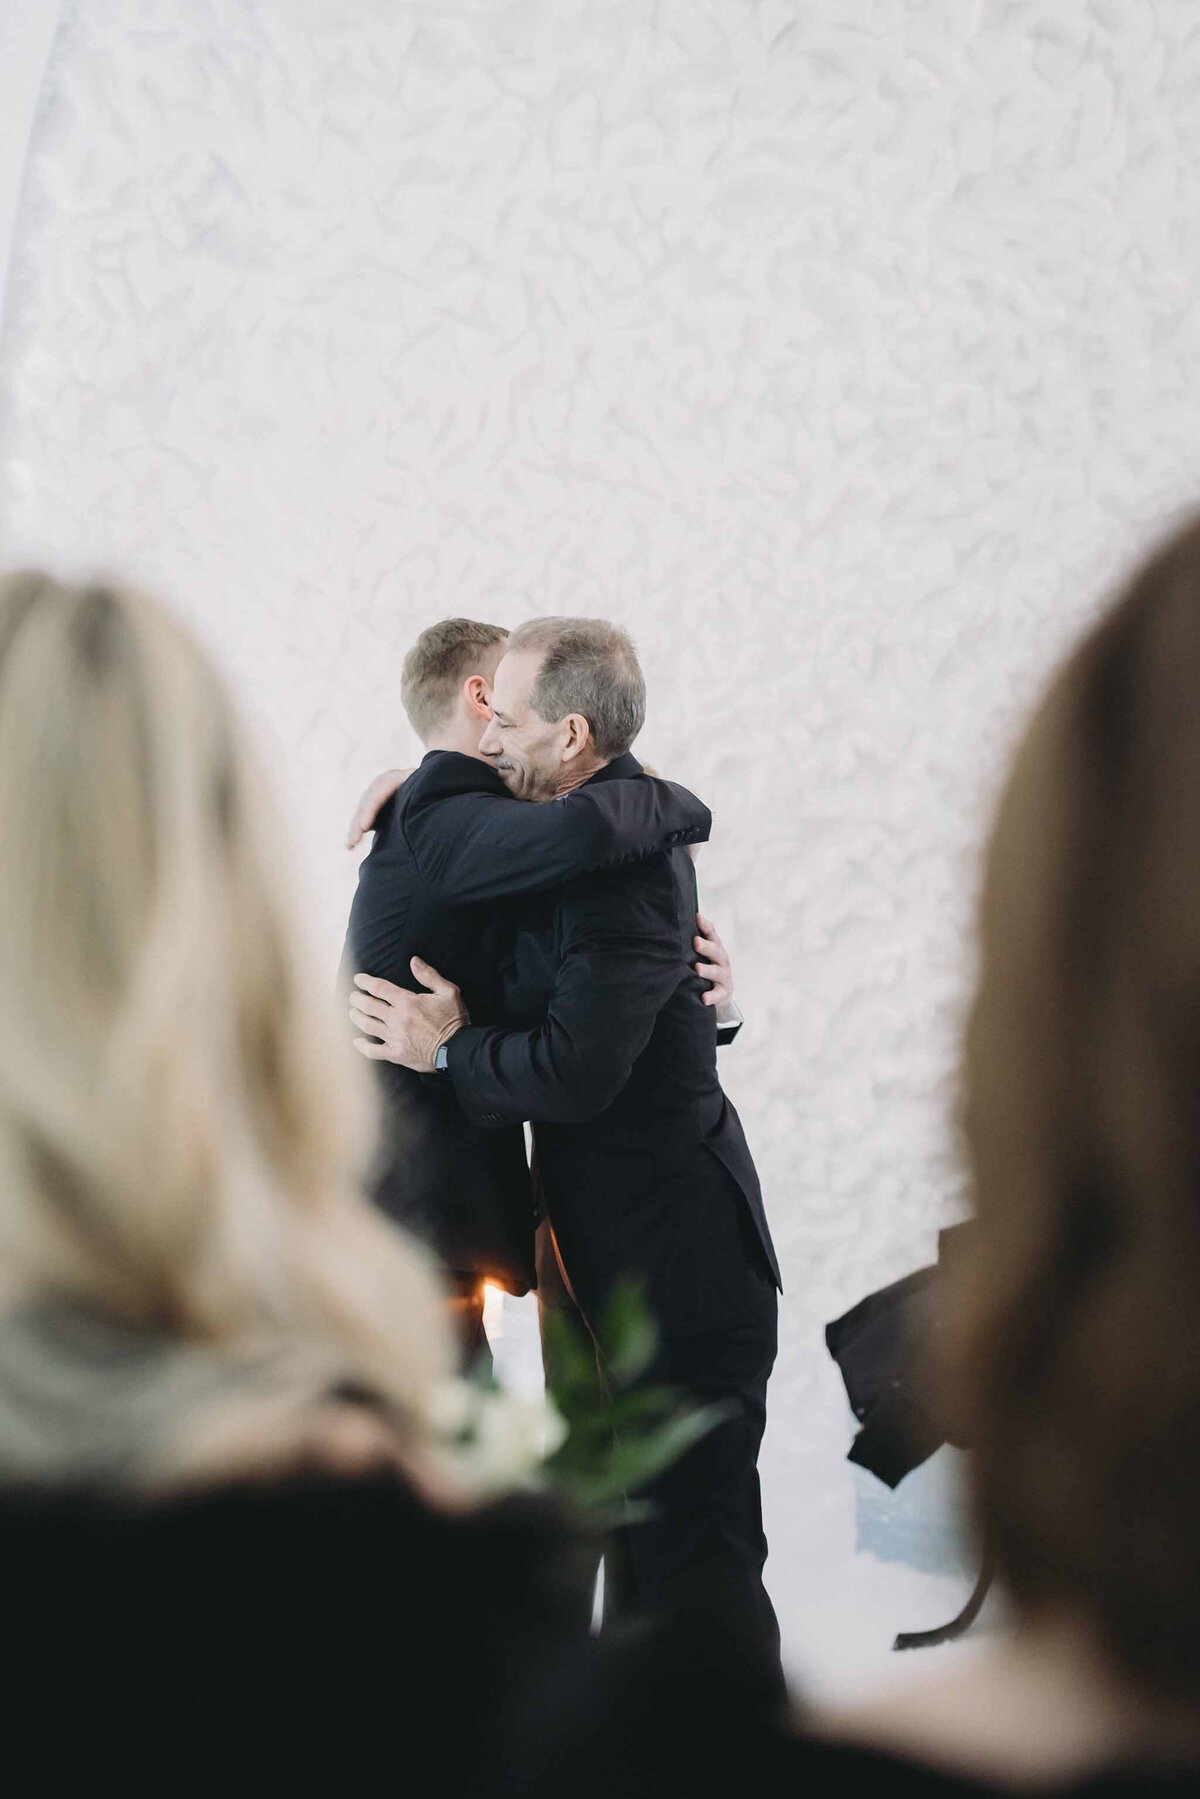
[0,572,454,1480]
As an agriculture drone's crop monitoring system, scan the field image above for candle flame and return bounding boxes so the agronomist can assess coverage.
[482,1280,505,1337]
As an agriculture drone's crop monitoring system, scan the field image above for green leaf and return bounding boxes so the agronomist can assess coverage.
[595,1275,659,1386]
[555,1402,733,1511]
[534,1279,732,1518]
[541,1307,603,1415]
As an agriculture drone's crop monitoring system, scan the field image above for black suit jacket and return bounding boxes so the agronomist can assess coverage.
[343,751,712,1292]
[446,754,781,1333]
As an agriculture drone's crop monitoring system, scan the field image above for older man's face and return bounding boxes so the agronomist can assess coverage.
[477,649,564,801]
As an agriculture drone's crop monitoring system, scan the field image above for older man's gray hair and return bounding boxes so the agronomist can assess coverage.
[506,617,646,760]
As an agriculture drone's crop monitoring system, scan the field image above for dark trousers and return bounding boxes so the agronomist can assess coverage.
[535,1222,604,1631]
[535,1202,779,1663]
[603,1258,779,1655]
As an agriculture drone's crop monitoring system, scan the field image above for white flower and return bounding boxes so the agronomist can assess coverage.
[422,1377,568,1497]
[420,1377,477,1439]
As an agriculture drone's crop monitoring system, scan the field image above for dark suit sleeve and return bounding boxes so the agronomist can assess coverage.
[403,779,710,907]
[445,862,683,1125]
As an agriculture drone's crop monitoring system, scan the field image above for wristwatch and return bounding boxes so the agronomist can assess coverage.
[433,1042,451,1074]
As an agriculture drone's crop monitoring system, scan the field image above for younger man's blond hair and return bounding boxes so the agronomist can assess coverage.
[401,618,508,742]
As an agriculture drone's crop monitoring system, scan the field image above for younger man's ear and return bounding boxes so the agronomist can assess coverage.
[463,674,492,719]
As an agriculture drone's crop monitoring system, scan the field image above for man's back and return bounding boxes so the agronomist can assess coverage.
[347,751,528,1013]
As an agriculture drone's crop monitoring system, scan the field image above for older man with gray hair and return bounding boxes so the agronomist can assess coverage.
[351,616,782,1655]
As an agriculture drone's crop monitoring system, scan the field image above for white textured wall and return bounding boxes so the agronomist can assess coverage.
[4,0,1200,1696]
[0,2,61,307]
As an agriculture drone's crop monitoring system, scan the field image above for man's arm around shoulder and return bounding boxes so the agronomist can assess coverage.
[405,766,711,907]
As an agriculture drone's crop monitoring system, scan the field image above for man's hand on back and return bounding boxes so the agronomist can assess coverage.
[349,959,468,1072]
[694,912,733,1008]
[346,768,414,850]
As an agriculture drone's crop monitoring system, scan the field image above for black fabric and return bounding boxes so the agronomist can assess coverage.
[600,1198,780,1661]
[343,750,711,1293]
[826,1222,973,1488]
[534,1215,606,1630]
[2,1474,1193,1795]
[446,754,780,1310]
[4,1470,597,1789]
[515,1580,1200,1799]
[535,1204,779,1661]
[532,1721,1200,1799]
[444,756,781,1640]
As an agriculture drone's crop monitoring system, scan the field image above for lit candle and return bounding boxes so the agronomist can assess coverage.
[482,1280,505,1341]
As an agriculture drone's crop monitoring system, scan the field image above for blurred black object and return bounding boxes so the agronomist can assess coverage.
[3,1468,788,1793]
[825,1222,993,1649]
[715,1000,744,1045]
[893,1548,997,1652]
[824,1222,971,1490]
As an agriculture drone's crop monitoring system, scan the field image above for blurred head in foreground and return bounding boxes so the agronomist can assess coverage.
[0,572,453,1487]
[951,512,1200,1707]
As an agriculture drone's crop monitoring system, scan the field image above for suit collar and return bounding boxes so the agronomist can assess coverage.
[420,748,478,769]
[581,751,643,787]
[409,749,510,796]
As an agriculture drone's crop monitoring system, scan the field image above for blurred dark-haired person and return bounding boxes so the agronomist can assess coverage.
[349,617,782,1662]
[340,615,713,1366]
[801,516,1200,1792]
